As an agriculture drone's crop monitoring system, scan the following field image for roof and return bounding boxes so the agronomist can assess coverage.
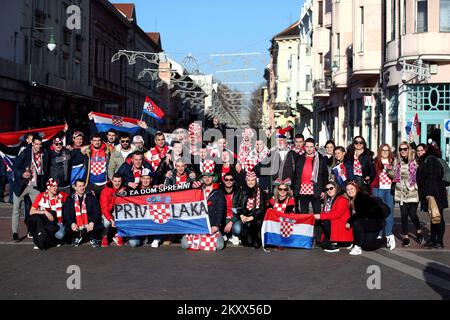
[146,32,162,51]
[273,20,300,39]
[112,3,136,22]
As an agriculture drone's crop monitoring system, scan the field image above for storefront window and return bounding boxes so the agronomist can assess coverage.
[407,84,450,111]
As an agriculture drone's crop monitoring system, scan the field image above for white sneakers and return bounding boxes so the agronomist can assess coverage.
[387,235,396,250]
[349,245,362,255]
[150,239,160,248]
[230,235,240,246]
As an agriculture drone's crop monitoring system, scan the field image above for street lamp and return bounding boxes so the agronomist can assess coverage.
[331,60,339,74]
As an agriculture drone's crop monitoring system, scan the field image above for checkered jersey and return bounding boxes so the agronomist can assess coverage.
[353,156,363,176]
[300,183,314,195]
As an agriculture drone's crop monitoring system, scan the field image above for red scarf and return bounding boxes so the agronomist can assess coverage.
[176,173,188,185]
[246,187,261,211]
[133,167,142,183]
[74,194,89,230]
[40,191,65,223]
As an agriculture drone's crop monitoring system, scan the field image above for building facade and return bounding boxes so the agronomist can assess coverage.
[383,0,450,160]
[0,0,92,131]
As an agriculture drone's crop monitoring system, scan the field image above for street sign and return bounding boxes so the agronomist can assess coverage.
[444,119,450,137]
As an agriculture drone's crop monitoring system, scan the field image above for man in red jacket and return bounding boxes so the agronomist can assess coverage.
[100,173,125,247]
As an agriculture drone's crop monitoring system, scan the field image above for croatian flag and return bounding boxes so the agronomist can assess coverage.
[91,112,141,135]
[114,185,211,237]
[0,124,65,147]
[332,163,348,186]
[406,113,420,143]
[262,209,315,249]
[142,96,165,123]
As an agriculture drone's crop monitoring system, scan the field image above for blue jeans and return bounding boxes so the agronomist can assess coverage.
[128,236,146,248]
[372,188,394,237]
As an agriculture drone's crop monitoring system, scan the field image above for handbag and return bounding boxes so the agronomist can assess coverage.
[427,196,441,224]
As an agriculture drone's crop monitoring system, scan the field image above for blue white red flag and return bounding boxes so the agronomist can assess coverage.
[91,112,141,135]
[332,163,348,186]
[114,184,211,237]
[405,113,420,143]
[142,96,165,123]
[261,209,315,249]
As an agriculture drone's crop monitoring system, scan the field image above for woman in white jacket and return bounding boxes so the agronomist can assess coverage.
[393,141,424,247]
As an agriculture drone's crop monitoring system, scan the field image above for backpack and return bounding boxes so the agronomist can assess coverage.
[32,218,55,250]
[436,158,450,186]
[372,196,389,218]
[425,156,450,186]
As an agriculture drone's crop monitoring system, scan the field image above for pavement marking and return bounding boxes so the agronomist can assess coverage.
[0,241,34,245]
[384,249,450,276]
[364,251,450,292]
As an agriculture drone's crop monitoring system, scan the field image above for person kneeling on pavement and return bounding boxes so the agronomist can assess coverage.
[345,181,387,255]
[314,181,354,253]
[181,160,226,251]
[28,178,69,250]
[99,173,125,247]
[233,171,266,249]
[63,179,104,247]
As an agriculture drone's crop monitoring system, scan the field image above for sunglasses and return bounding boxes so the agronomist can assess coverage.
[54,142,63,146]
[382,149,390,152]
[278,187,288,191]
[121,140,130,143]
[325,187,335,191]
[399,148,408,151]
[354,141,364,145]
[224,178,234,182]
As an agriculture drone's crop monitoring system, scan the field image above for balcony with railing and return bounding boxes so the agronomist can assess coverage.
[313,77,332,96]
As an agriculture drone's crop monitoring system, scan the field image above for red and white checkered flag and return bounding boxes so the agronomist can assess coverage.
[111,116,124,127]
[201,159,215,174]
[149,204,171,224]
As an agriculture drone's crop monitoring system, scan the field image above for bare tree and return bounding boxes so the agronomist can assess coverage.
[248,84,264,130]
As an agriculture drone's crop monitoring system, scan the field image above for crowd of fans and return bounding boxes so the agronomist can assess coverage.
[0,114,448,255]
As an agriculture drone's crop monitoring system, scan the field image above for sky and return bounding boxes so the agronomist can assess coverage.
[111,0,304,91]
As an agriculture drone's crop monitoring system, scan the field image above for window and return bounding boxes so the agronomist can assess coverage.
[288,55,292,70]
[73,59,81,82]
[336,32,340,51]
[402,0,407,35]
[305,74,311,91]
[440,0,450,31]
[360,7,364,52]
[391,0,396,40]
[318,1,323,27]
[416,0,428,33]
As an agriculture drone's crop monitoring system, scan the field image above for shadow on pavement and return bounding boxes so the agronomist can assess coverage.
[423,262,450,300]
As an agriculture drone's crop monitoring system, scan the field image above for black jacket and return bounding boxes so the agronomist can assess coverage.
[347,192,386,225]
[62,193,102,227]
[215,164,245,187]
[206,187,226,228]
[417,154,449,212]
[49,148,72,188]
[293,153,329,198]
[12,145,49,196]
[117,161,154,187]
[254,148,296,186]
[234,186,266,222]
[348,151,375,183]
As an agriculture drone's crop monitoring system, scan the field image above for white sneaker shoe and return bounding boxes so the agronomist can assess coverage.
[230,235,240,246]
[349,245,362,255]
[223,234,228,242]
[345,243,354,250]
[388,235,396,251]
[33,245,39,250]
[150,239,160,248]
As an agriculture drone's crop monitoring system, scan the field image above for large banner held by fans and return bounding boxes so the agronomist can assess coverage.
[114,183,211,237]
[0,124,65,147]
[261,209,315,249]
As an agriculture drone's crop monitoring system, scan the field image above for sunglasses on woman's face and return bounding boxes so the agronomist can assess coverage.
[278,187,288,191]
[325,187,335,191]
[354,141,364,145]
[399,148,408,151]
